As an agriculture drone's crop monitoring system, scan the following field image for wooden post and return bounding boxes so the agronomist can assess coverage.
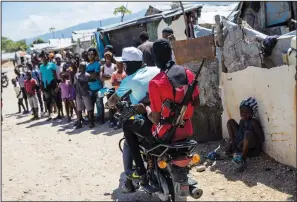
[180,1,190,39]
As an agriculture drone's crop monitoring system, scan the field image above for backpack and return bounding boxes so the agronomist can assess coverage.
[153,65,195,142]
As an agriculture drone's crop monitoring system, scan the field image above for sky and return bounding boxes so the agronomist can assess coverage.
[2,2,166,41]
[2,1,233,41]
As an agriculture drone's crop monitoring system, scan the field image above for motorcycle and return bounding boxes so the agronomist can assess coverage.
[115,90,203,201]
[2,72,9,88]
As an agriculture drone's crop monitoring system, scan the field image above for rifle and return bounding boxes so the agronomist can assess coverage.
[160,57,206,143]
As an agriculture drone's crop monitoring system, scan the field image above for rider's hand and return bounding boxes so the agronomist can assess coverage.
[136,103,146,114]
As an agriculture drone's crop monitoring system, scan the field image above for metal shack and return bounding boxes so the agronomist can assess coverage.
[95,3,202,57]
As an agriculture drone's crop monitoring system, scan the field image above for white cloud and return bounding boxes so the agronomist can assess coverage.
[3,2,167,41]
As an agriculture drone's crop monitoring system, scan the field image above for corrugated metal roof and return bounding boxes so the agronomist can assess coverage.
[99,4,202,33]
[49,38,72,46]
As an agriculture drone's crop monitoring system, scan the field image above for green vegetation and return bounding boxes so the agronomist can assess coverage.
[1,36,28,52]
[113,5,132,22]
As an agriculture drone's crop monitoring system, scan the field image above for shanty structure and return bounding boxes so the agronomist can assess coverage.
[96,3,203,57]
[72,29,96,54]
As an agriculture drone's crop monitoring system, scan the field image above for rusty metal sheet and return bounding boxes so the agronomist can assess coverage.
[172,35,215,65]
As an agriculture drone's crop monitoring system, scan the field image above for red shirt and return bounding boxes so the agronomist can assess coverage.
[149,68,199,141]
[24,79,37,95]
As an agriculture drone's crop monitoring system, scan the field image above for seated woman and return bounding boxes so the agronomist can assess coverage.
[226,97,265,167]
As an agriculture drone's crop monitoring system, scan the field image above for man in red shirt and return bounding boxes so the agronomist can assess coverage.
[124,39,200,183]
[148,39,200,141]
[24,71,39,120]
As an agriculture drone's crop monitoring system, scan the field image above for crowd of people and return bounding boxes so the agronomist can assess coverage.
[12,43,127,129]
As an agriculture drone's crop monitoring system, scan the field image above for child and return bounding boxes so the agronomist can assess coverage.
[226,97,264,169]
[59,73,76,122]
[111,59,127,90]
[73,62,95,129]
[12,78,27,114]
[24,71,39,120]
[101,51,116,89]
[108,59,127,128]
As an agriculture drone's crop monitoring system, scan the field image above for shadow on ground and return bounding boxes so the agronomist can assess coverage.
[195,140,297,200]
[111,172,159,201]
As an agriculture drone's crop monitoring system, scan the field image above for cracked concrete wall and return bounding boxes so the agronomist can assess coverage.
[221,20,296,73]
[184,59,223,142]
[220,65,296,168]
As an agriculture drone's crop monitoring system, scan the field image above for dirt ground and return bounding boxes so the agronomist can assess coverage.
[1,66,296,201]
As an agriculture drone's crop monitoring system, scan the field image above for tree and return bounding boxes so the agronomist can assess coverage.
[1,36,28,52]
[49,27,55,38]
[33,38,45,44]
[113,5,132,22]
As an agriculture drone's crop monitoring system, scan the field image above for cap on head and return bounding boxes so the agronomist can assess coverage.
[162,27,174,34]
[54,53,62,59]
[104,51,113,57]
[105,45,113,51]
[119,47,143,62]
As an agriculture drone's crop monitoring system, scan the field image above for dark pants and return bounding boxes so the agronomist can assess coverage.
[123,118,153,175]
[18,98,26,112]
[43,80,57,115]
[227,119,261,157]
[20,87,28,111]
[106,90,116,123]
[91,90,104,123]
[35,85,44,111]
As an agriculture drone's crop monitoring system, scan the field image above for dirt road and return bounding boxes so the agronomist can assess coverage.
[1,66,296,201]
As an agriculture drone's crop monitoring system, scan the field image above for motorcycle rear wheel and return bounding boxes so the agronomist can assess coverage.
[166,177,187,202]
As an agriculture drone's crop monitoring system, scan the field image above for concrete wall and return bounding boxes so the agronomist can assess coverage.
[185,59,223,142]
[220,65,296,168]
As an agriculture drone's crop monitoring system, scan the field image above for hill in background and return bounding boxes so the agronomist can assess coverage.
[25,9,146,45]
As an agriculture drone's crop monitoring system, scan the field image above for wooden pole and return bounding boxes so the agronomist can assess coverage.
[179,1,189,39]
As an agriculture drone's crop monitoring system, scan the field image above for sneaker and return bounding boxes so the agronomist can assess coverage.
[75,123,82,129]
[109,122,116,128]
[121,181,136,194]
[232,155,246,171]
[89,123,95,129]
[126,171,147,183]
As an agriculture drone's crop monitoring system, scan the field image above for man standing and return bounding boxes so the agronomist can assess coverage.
[137,31,155,66]
[39,52,58,121]
[162,27,176,62]
[108,47,160,192]
[86,48,103,125]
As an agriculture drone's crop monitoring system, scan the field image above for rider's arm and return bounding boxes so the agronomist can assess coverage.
[148,80,162,125]
[108,76,131,107]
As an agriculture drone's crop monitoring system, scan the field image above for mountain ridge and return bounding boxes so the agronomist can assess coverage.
[25,9,146,45]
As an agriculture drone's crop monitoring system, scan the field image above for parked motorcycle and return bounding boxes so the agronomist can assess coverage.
[116,90,203,202]
[2,72,9,88]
